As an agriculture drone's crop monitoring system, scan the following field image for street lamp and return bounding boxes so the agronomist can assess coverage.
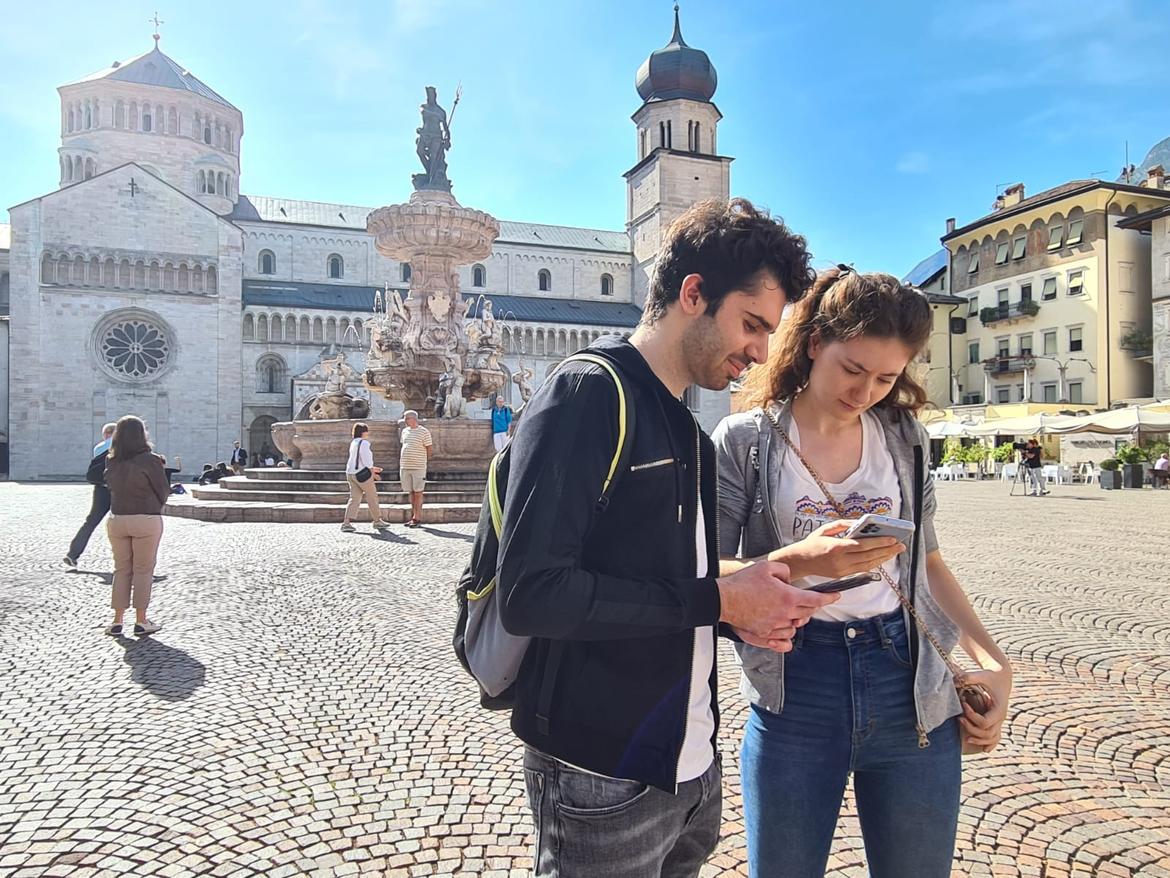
[1027,355,1096,403]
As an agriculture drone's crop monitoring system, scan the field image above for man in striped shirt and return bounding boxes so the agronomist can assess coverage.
[399,410,433,527]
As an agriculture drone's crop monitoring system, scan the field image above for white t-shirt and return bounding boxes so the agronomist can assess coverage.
[676,500,716,783]
[1156,457,1170,471]
[777,411,902,622]
[399,425,433,471]
[345,438,374,475]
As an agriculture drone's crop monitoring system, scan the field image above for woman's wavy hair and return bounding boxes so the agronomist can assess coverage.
[108,415,151,460]
[740,266,933,414]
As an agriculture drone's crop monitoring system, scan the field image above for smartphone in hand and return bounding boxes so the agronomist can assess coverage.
[842,514,915,546]
[806,571,881,594]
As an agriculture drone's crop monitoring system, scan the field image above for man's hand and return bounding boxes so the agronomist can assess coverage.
[717,560,838,652]
[769,520,904,581]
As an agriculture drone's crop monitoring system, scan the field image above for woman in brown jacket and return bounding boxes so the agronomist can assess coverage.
[103,415,169,636]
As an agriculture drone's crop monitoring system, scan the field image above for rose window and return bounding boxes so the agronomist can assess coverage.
[100,318,171,379]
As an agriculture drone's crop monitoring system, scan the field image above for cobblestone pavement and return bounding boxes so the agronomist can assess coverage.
[2,481,1169,878]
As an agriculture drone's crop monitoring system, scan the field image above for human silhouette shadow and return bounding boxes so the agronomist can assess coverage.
[417,526,474,543]
[361,530,414,545]
[73,570,169,585]
[115,633,206,701]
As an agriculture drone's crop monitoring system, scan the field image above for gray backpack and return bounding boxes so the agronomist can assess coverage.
[452,352,636,708]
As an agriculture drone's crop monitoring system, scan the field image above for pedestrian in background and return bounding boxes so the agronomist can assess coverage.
[103,415,169,637]
[64,422,117,569]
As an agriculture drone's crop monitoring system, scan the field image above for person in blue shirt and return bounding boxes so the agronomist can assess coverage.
[491,396,514,453]
[64,423,117,568]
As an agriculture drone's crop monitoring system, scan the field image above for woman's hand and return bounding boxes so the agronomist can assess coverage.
[768,520,905,581]
[957,666,1012,755]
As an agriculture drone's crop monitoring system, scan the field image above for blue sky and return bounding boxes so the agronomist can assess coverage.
[3,0,1169,276]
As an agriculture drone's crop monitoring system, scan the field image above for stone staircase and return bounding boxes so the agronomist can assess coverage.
[162,467,487,524]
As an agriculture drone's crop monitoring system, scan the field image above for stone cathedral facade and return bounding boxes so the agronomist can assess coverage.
[1,11,734,478]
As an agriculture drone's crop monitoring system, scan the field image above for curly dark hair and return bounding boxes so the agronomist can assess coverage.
[740,267,934,413]
[642,198,816,324]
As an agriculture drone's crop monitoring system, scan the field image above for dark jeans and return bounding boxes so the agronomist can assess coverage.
[740,610,961,878]
[523,747,721,878]
[68,485,111,562]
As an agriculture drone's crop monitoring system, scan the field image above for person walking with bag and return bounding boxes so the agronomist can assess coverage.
[103,416,169,637]
[713,267,1013,878]
[64,422,117,568]
[342,423,390,533]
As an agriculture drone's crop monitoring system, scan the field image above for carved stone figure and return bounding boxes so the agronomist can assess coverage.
[322,352,348,393]
[413,86,453,192]
[512,362,535,404]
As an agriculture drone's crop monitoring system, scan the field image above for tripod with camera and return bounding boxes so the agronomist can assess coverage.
[1008,440,1048,497]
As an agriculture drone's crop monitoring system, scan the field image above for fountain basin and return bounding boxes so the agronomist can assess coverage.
[272,417,496,473]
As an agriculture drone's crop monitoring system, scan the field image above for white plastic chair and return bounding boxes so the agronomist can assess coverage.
[1000,462,1019,482]
[1079,463,1097,485]
[1042,464,1060,485]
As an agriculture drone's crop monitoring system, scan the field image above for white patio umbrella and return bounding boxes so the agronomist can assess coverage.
[925,420,971,438]
[1043,404,1170,436]
[960,412,1079,437]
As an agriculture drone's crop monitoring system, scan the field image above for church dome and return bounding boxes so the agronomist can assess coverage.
[635,6,718,104]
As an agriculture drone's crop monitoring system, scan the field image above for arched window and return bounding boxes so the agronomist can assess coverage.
[666,119,672,149]
[88,256,101,284]
[313,318,323,342]
[299,316,310,340]
[85,158,95,179]
[243,313,255,339]
[197,170,206,193]
[129,102,138,130]
[326,317,337,343]
[659,121,665,148]
[192,265,203,292]
[115,101,124,128]
[259,250,275,275]
[73,156,82,182]
[118,259,131,289]
[257,313,269,342]
[472,264,486,287]
[148,261,161,289]
[67,108,75,132]
[168,107,178,134]
[538,269,551,292]
[601,273,613,296]
[178,263,189,291]
[134,261,146,288]
[256,354,286,393]
[72,255,85,285]
[143,109,152,132]
[272,314,284,342]
[41,253,54,283]
[85,106,92,129]
[216,172,225,195]
[204,125,212,144]
[694,121,701,153]
[328,254,343,279]
[207,265,218,292]
[401,263,412,283]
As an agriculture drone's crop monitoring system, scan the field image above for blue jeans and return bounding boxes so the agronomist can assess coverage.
[523,747,721,877]
[740,610,961,878]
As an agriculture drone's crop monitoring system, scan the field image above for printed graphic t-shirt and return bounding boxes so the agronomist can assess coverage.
[776,411,902,622]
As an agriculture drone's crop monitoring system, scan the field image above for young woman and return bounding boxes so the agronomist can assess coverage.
[713,268,1013,878]
[342,423,390,533]
[103,415,170,636]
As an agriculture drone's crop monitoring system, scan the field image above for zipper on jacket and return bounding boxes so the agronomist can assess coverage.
[630,457,675,472]
[672,415,704,793]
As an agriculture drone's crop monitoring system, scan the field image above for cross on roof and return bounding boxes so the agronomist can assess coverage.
[150,12,164,46]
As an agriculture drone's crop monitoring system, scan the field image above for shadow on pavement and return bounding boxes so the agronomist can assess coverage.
[115,634,206,701]
[417,527,474,543]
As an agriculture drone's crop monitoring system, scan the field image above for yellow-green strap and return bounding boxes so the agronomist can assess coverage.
[557,353,628,495]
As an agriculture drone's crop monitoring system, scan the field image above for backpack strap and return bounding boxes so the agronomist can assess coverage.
[559,352,635,509]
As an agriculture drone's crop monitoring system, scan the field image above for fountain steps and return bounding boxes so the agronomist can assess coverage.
[163,468,487,524]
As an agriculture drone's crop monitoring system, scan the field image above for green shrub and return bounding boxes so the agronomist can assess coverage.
[1099,458,1120,471]
[1114,444,1149,465]
[992,443,1016,463]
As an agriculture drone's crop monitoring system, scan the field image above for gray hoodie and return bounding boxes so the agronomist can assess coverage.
[712,401,962,743]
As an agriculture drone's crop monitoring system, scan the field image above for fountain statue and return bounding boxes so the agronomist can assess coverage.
[305,351,371,420]
[272,86,505,472]
[364,86,504,417]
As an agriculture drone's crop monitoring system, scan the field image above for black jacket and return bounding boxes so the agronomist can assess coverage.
[497,337,721,792]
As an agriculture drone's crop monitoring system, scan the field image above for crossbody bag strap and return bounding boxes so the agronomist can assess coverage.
[767,411,965,680]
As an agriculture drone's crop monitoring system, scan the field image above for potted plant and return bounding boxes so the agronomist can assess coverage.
[980,306,1001,326]
[1114,444,1148,488]
[1098,458,1122,490]
[1018,299,1041,317]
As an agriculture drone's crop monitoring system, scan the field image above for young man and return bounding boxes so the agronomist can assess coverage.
[497,198,838,877]
[491,396,513,453]
[64,423,117,568]
[399,410,433,527]
[229,440,248,474]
